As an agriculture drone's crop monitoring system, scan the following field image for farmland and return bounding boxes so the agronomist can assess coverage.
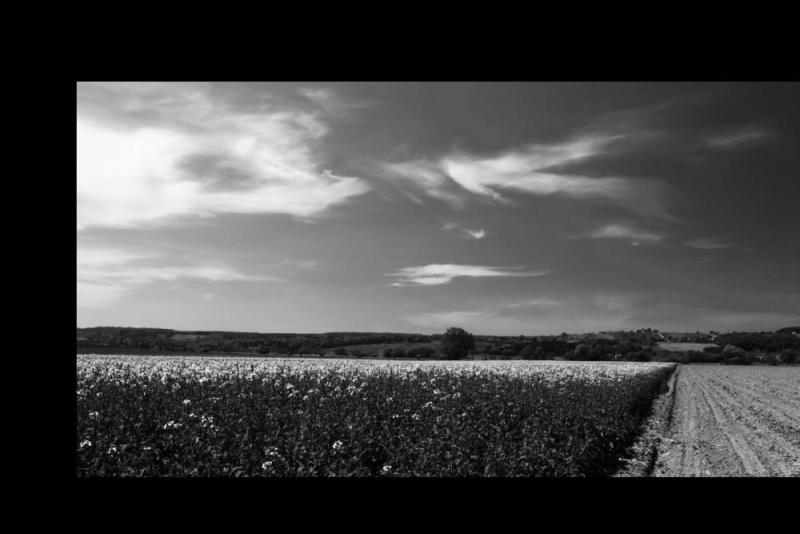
[77,355,675,477]
[653,365,800,476]
[656,342,717,353]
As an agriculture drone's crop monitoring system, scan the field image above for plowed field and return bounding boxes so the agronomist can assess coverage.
[654,365,800,477]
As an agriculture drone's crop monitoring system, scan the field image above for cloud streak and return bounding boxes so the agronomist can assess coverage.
[684,238,733,250]
[442,222,487,240]
[705,126,771,149]
[388,264,548,286]
[584,224,664,244]
[382,132,670,218]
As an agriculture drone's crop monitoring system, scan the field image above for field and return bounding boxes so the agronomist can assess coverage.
[654,365,800,476]
[77,355,675,477]
[656,342,718,352]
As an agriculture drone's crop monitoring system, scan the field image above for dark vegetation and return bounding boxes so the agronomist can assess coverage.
[77,356,676,477]
[77,326,800,364]
[440,327,475,360]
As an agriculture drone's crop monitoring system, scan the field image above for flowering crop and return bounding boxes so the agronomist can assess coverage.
[76,355,675,477]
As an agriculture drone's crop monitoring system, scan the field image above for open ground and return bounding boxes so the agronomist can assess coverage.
[653,365,800,477]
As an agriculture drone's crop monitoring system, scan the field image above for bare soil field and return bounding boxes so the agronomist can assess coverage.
[653,365,800,477]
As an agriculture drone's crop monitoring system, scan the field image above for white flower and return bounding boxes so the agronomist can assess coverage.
[79,440,92,449]
[183,399,191,405]
[262,461,273,470]
[107,445,118,455]
[381,465,392,474]
[88,411,99,419]
[332,440,344,451]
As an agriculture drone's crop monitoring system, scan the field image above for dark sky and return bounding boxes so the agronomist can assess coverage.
[77,82,800,334]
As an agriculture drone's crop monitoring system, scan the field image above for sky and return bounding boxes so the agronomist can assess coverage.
[76,82,800,335]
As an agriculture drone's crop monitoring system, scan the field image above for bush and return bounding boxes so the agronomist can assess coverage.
[519,345,535,360]
[721,356,752,365]
[722,344,745,356]
[333,348,348,356]
[441,328,475,360]
[416,346,435,359]
[780,349,798,364]
[627,351,652,362]
[568,344,589,361]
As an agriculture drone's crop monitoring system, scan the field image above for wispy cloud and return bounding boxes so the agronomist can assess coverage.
[705,126,772,149]
[77,82,370,231]
[388,264,548,286]
[504,298,562,308]
[464,229,487,240]
[684,237,732,250]
[384,131,670,217]
[441,222,486,240]
[298,87,374,117]
[381,160,467,208]
[406,310,489,326]
[77,246,276,307]
[583,224,664,244]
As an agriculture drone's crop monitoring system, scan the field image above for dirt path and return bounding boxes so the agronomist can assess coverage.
[653,365,800,477]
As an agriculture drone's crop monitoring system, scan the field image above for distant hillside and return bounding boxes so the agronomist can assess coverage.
[77,327,434,354]
[77,325,800,362]
[776,326,800,335]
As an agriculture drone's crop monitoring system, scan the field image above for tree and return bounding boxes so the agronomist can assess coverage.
[440,327,475,360]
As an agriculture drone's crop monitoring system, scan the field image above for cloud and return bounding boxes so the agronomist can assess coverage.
[684,238,732,250]
[384,132,670,217]
[504,298,562,308]
[381,160,467,208]
[705,126,771,149]
[288,259,319,270]
[77,246,275,307]
[464,229,486,240]
[584,224,664,244]
[388,264,548,286]
[406,310,489,327]
[77,82,370,231]
[298,87,373,117]
[441,222,486,240]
